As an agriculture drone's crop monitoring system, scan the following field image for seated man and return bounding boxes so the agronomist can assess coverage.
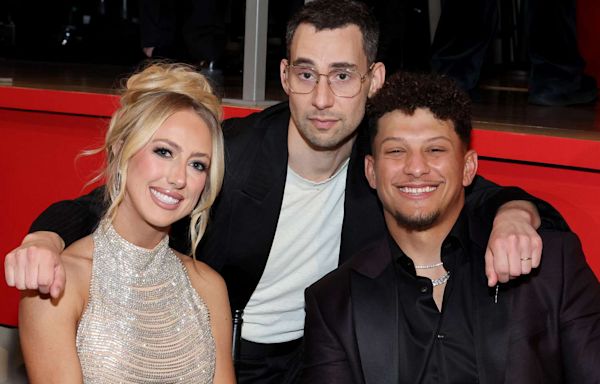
[301,72,600,384]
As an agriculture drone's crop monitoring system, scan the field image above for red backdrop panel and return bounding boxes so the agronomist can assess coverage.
[1,87,599,328]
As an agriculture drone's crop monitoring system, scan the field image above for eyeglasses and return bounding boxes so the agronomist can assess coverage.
[285,63,373,98]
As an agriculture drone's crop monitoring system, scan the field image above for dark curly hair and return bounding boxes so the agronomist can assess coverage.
[286,0,379,64]
[367,71,472,149]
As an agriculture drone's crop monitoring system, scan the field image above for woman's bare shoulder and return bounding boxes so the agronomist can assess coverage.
[176,252,230,318]
[62,236,94,276]
[176,252,226,294]
[19,236,94,329]
[60,236,94,309]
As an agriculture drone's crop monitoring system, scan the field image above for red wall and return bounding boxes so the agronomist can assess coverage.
[1,87,599,327]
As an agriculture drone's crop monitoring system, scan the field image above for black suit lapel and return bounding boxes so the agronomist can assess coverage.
[240,114,289,203]
[221,109,290,311]
[351,240,399,384]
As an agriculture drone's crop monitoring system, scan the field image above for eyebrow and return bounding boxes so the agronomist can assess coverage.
[153,138,210,159]
[380,136,453,145]
[291,57,358,71]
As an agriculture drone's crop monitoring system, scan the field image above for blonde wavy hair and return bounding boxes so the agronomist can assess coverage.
[87,62,224,256]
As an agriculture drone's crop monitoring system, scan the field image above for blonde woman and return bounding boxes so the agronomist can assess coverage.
[18,63,235,384]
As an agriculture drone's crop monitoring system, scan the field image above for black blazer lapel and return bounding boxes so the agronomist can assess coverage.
[221,108,290,311]
[350,240,399,384]
[470,222,512,384]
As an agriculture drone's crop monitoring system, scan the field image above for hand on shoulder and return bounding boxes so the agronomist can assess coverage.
[18,236,93,384]
[19,236,93,314]
[5,231,66,298]
[485,201,543,287]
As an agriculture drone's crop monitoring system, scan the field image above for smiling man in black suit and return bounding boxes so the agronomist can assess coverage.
[302,71,600,384]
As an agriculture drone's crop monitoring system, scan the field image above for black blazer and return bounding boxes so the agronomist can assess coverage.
[196,102,386,311]
[302,222,600,384]
[31,102,567,313]
[194,102,565,312]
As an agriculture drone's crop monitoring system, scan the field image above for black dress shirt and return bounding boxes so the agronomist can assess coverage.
[389,211,479,383]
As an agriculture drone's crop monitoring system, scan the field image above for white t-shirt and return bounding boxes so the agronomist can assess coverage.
[242,159,349,343]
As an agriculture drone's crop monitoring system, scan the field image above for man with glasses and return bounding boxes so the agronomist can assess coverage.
[192,3,560,380]
[284,63,375,98]
[5,0,566,383]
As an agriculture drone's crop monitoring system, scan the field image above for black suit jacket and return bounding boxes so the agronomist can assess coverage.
[195,102,386,311]
[302,218,600,384]
[31,102,567,313]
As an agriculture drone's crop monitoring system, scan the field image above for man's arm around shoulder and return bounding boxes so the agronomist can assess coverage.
[5,186,104,297]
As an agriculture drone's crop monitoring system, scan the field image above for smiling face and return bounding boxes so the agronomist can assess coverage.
[115,108,213,240]
[365,108,477,232]
[281,23,384,151]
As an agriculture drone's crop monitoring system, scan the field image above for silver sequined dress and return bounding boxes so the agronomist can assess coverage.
[76,222,216,383]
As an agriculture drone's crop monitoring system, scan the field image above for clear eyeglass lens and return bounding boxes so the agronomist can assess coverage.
[288,66,362,97]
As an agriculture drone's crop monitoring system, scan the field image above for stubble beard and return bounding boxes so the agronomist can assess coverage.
[393,210,440,232]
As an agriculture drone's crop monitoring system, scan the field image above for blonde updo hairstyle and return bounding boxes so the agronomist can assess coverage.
[93,63,224,256]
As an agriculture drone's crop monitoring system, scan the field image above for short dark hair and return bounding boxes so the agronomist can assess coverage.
[286,0,379,64]
[367,71,472,149]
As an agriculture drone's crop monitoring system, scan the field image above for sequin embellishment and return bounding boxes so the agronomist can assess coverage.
[76,222,216,383]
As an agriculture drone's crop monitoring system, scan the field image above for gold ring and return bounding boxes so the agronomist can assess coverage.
[520,257,532,261]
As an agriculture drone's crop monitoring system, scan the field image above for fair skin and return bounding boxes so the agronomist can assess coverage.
[6,22,540,297]
[19,109,235,383]
[282,24,385,182]
[365,108,479,310]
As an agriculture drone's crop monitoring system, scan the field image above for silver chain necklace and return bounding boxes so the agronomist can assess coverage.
[431,271,450,287]
[414,261,444,269]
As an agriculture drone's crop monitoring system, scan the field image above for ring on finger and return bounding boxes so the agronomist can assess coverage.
[520,257,532,262]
